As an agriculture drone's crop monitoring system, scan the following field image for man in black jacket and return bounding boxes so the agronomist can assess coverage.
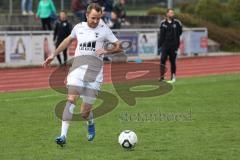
[53,11,72,65]
[159,8,182,83]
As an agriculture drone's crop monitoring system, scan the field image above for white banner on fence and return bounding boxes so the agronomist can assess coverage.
[179,30,208,56]
[0,28,208,67]
[43,35,59,65]
[138,32,158,56]
[6,36,31,63]
[31,35,44,63]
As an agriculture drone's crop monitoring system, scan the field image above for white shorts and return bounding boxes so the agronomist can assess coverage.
[67,76,102,104]
[67,77,101,90]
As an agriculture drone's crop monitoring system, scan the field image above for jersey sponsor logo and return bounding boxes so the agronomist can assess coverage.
[95,32,99,38]
[79,41,96,51]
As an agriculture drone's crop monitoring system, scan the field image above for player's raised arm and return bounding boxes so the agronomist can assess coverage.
[42,35,74,68]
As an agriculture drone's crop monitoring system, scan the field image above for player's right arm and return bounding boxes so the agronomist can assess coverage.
[42,35,74,68]
[159,20,166,47]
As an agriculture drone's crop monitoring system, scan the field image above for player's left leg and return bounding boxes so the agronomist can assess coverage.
[81,101,95,141]
[80,81,100,141]
[160,47,168,81]
[45,17,52,30]
[168,48,177,83]
[63,48,68,66]
[56,54,62,65]
[55,83,81,147]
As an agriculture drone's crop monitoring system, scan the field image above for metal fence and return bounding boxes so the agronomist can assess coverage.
[0,28,208,67]
[0,0,170,15]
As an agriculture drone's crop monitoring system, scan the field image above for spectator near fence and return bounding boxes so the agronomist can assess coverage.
[36,0,57,30]
[21,0,34,16]
[113,0,128,25]
[71,0,88,22]
[90,0,103,6]
[53,11,72,66]
[102,0,113,25]
[109,11,121,29]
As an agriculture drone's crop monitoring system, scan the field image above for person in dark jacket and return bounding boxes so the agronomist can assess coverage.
[109,11,121,29]
[53,11,72,65]
[102,0,113,24]
[71,0,88,22]
[89,0,103,6]
[159,8,182,83]
[113,0,126,24]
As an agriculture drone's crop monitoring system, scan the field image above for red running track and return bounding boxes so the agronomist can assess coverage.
[0,55,240,92]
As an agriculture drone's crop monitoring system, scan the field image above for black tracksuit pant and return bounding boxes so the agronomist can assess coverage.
[41,17,52,30]
[160,46,177,80]
[56,43,67,65]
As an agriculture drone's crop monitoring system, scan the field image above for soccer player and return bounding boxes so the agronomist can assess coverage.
[43,3,122,146]
[159,8,182,83]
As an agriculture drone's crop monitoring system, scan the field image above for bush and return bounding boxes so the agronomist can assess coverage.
[229,0,240,26]
[195,0,224,26]
[178,0,239,28]
[147,7,166,16]
[177,13,240,51]
[179,2,196,14]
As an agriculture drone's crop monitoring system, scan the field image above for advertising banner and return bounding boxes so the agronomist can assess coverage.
[31,35,44,64]
[0,36,5,63]
[180,30,208,55]
[117,32,138,56]
[6,36,31,63]
[138,32,158,56]
[43,34,59,65]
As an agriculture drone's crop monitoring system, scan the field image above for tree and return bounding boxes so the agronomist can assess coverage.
[229,0,240,26]
[195,0,223,26]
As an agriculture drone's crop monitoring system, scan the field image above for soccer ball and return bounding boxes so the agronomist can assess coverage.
[118,130,138,149]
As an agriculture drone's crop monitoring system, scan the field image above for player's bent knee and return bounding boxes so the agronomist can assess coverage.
[67,95,77,103]
[81,102,93,120]
[81,112,89,120]
[82,96,96,105]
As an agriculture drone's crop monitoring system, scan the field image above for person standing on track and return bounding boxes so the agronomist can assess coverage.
[43,3,122,147]
[53,11,72,66]
[159,8,182,83]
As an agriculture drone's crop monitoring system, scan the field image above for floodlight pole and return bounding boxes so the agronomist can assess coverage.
[61,0,64,10]
[9,0,13,15]
[167,0,173,9]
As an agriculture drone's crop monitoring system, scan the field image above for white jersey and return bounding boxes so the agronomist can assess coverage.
[68,19,118,83]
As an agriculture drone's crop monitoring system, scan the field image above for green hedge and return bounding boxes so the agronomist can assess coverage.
[147,7,240,51]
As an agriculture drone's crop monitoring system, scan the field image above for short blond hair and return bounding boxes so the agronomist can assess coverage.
[87,3,102,14]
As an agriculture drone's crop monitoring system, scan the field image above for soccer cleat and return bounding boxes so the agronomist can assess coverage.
[87,123,95,141]
[167,78,176,84]
[55,135,66,147]
[167,74,176,83]
[166,80,174,84]
[159,77,165,82]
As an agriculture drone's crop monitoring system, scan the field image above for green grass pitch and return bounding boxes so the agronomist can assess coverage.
[0,74,240,160]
